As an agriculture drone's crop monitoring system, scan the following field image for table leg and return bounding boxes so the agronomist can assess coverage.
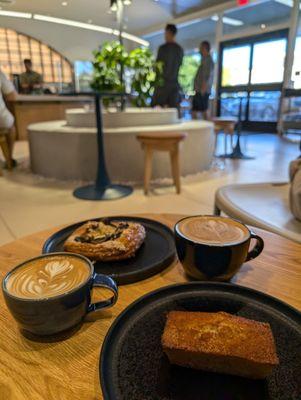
[170,146,181,194]
[144,147,153,195]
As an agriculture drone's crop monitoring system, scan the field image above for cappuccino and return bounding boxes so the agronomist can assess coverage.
[6,255,90,299]
[177,216,249,245]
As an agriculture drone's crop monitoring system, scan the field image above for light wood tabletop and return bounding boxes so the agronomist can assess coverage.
[0,213,300,400]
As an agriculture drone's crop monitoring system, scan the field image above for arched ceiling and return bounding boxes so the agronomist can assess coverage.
[0,0,231,33]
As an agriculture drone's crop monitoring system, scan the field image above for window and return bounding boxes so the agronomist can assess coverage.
[221,45,251,87]
[0,28,73,85]
[251,39,286,84]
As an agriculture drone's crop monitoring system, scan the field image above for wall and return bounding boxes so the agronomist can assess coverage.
[0,16,133,62]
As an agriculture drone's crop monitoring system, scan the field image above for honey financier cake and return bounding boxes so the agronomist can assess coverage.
[162,311,279,379]
[64,219,146,261]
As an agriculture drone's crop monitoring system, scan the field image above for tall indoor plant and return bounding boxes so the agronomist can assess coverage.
[128,47,162,107]
[91,41,128,106]
[91,41,162,107]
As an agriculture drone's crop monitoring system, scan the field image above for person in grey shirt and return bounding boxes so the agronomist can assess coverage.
[192,41,214,120]
[152,24,183,110]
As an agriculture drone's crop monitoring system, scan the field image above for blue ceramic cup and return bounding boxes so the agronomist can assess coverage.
[2,252,118,336]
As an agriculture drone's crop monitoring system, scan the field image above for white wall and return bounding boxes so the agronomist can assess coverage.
[0,16,133,62]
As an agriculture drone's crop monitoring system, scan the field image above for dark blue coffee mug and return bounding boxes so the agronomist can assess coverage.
[2,252,118,336]
[175,216,264,281]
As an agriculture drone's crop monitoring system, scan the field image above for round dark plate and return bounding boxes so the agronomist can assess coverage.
[100,282,301,400]
[42,216,176,285]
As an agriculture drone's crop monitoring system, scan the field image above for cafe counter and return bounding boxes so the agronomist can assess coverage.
[8,95,92,140]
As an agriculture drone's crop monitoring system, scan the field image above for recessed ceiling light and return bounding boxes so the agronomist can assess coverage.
[261,23,266,29]
[62,1,68,6]
[211,14,243,26]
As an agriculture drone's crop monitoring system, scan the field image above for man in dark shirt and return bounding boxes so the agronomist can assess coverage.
[152,24,183,110]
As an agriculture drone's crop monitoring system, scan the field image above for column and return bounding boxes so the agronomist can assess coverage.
[213,12,224,117]
[279,0,300,134]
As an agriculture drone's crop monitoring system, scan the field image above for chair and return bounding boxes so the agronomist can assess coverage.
[0,129,13,175]
[212,117,237,155]
[214,182,301,243]
[136,131,187,195]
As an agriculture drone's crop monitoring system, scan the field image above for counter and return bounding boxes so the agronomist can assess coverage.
[8,95,92,140]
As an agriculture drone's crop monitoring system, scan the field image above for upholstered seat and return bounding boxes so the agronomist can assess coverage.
[214,182,301,243]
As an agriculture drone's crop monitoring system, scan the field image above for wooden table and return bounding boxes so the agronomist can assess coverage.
[0,213,300,400]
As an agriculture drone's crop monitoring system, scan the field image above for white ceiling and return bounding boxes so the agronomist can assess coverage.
[0,0,170,32]
[0,0,295,61]
[0,0,233,33]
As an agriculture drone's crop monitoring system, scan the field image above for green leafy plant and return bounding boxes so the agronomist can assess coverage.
[91,41,129,106]
[179,54,200,96]
[90,41,162,107]
[128,47,163,107]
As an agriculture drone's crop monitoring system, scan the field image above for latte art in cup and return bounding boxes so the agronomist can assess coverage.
[6,255,90,299]
[177,216,249,245]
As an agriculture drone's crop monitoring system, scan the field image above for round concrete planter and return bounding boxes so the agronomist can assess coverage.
[28,119,215,182]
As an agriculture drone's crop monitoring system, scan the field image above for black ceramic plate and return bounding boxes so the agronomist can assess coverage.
[42,216,176,285]
[100,282,301,400]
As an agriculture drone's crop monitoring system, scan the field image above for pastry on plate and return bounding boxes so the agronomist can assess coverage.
[64,219,146,261]
[162,311,279,379]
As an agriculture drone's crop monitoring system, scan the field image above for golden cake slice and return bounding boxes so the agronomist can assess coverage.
[162,311,279,379]
[64,220,146,261]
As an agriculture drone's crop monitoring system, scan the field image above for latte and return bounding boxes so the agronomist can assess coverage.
[5,255,90,299]
[177,216,249,245]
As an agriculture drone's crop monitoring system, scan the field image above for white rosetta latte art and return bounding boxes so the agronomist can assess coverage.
[6,256,90,299]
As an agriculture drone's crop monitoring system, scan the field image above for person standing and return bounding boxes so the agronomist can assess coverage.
[19,59,43,94]
[152,24,183,111]
[192,41,214,120]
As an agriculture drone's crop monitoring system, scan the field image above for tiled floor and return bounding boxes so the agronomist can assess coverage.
[0,133,299,246]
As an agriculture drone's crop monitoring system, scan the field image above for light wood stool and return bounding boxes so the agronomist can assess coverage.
[0,129,12,175]
[212,117,237,155]
[136,132,187,195]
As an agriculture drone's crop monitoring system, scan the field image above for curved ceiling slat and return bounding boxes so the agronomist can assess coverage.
[0,27,73,84]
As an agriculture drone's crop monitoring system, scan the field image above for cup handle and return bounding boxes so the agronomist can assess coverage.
[245,232,264,262]
[87,273,118,314]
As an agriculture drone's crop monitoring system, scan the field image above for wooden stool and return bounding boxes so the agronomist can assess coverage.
[212,117,237,155]
[136,132,187,195]
[0,129,12,175]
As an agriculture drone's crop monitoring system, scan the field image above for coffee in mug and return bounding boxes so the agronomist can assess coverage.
[177,216,250,245]
[6,255,90,300]
[175,215,264,281]
[3,253,118,336]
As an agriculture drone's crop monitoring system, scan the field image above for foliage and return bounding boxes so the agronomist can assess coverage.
[128,47,163,107]
[179,54,200,96]
[91,41,162,107]
[91,41,128,105]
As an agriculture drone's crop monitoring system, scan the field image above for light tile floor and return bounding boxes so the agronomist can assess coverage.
[0,134,299,246]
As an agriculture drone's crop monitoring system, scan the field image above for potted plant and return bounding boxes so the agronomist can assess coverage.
[91,41,129,107]
[91,41,162,108]
[128,47,163,107]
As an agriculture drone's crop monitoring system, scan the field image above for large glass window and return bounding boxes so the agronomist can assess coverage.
[220,92,248,120]
[0,27,73,86]
[221,45,251,86]
[249,91,281,122]
[251,39,286,84]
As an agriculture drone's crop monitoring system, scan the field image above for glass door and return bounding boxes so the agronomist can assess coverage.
[218,30,288,132]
